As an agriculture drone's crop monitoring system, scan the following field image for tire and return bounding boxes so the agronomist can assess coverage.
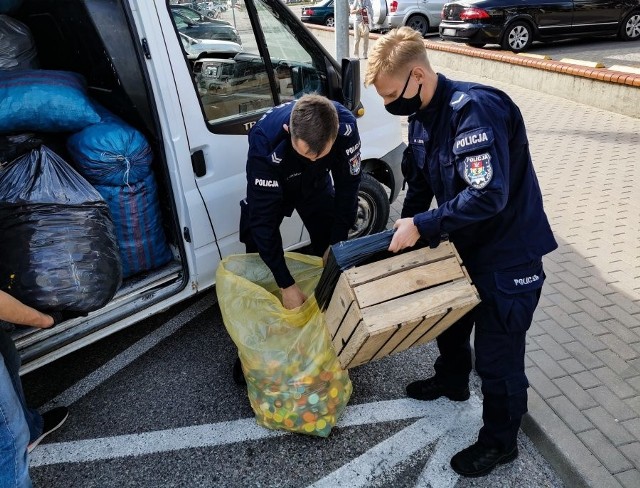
[349,173,390,239]
[406,15,429,37]
[466,42,486,48]
[325,15,335,28]
[619,11,640,41]
[501,21,533,52]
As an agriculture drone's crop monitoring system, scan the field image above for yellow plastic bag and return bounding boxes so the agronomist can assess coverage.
[216,252,352,437]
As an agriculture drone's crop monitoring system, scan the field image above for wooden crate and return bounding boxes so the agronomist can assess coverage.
[324,241,480,369]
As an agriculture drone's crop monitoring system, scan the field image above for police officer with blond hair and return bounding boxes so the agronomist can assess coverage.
[365,27,557,477]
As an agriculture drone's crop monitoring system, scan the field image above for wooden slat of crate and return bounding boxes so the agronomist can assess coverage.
[351,257,464,308]
[345,242,456,287]
[371,314,444,362]
[408,302,478,349]
[324,277,362,357]
[336,279,478,368]
[348,315,444,368]
[360,279,477,332]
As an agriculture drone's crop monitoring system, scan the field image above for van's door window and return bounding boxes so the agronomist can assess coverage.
[171,1,327,125]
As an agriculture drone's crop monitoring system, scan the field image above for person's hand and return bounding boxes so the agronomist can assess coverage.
[281,284,307,309]
[389,218,421,253]
[32,312,55,329]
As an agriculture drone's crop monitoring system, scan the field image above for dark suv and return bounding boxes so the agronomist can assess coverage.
[171,10,242,45]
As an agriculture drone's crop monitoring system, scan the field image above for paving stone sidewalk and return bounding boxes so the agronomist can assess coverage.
[386,67,640,488]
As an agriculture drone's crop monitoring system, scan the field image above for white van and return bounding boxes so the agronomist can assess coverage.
[5,0,405,372]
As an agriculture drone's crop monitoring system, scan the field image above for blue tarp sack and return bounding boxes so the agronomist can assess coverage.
[0,69,100,133]
[67,107,153,186]
[0,146,122,312]
[95,172,173,278]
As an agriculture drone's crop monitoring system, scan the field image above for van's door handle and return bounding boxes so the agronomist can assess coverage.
[191,150,206,177]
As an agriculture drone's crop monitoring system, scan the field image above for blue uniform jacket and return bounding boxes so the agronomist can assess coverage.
[245,101,362,288]
[402,74,557,272]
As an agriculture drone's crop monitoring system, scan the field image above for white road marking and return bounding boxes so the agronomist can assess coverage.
[415,395,483,488]
[29,396,480,467]
[308,414,455,487]
[40,293,217,411]
[607,52,640,62]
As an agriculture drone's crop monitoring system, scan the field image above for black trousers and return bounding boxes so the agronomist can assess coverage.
[241,187,336,258]
[434,260,544,450]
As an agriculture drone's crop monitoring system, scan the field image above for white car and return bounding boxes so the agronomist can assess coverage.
[179,32,242,59]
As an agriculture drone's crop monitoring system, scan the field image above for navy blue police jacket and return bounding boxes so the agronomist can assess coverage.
[402,74,557,273]
[246,100,362,288]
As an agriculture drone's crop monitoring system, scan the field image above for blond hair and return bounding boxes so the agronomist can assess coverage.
[290,94,339,155]
[365,27,431,86]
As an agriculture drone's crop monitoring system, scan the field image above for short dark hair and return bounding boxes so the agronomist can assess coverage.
[289,94,339,156]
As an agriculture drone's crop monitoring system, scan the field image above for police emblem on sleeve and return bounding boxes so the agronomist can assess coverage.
[349,154,361,175]
[463,153,493,189]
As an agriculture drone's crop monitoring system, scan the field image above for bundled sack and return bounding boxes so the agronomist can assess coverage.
[0,15,38,70]
[216,253,352,437]
[67,107,153,186]
[95,173,173,278]
[0,69,100,134]
[0,146,122,312]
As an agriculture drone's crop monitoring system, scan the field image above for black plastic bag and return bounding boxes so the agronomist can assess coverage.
[0,146,122,312]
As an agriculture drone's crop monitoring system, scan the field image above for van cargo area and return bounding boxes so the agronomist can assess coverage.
[1,0,406,373]
[4,0,185,371]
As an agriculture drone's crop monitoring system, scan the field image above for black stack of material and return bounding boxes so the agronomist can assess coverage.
[315,229,395,311]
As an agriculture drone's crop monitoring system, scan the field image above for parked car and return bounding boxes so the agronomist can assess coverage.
[439,0,640,52]
[170,4,224,22]
[179,32,242,59]
[382,0,447,36]
[172,10,242,44]
[301,0,335,27]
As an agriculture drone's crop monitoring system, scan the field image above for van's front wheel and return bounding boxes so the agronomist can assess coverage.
[349,174,390,239]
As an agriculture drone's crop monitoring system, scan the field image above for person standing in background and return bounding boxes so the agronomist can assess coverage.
[351,0,373,59]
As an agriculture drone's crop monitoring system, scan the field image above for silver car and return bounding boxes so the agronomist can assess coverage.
[369,0,446,36]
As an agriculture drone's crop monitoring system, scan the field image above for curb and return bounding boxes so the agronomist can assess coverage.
[420,39,640,88]
[522,389,619,488]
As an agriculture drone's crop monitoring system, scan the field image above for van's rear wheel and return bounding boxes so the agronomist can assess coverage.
[349,174,390,239]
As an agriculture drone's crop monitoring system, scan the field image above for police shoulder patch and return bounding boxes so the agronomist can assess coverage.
[462,153,493,189]
[349,154,361,175]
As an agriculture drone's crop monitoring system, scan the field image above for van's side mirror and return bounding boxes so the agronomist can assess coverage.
[341,58,360,112]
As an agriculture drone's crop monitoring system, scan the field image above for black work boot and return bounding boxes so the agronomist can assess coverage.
[406,376,470,401]
[450,441,518,477]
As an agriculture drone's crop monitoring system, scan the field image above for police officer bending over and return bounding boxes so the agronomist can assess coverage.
[240,94,362,310]
[365,28,557,477]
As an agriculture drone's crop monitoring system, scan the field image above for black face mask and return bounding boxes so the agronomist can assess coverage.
[384,71,422,116]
